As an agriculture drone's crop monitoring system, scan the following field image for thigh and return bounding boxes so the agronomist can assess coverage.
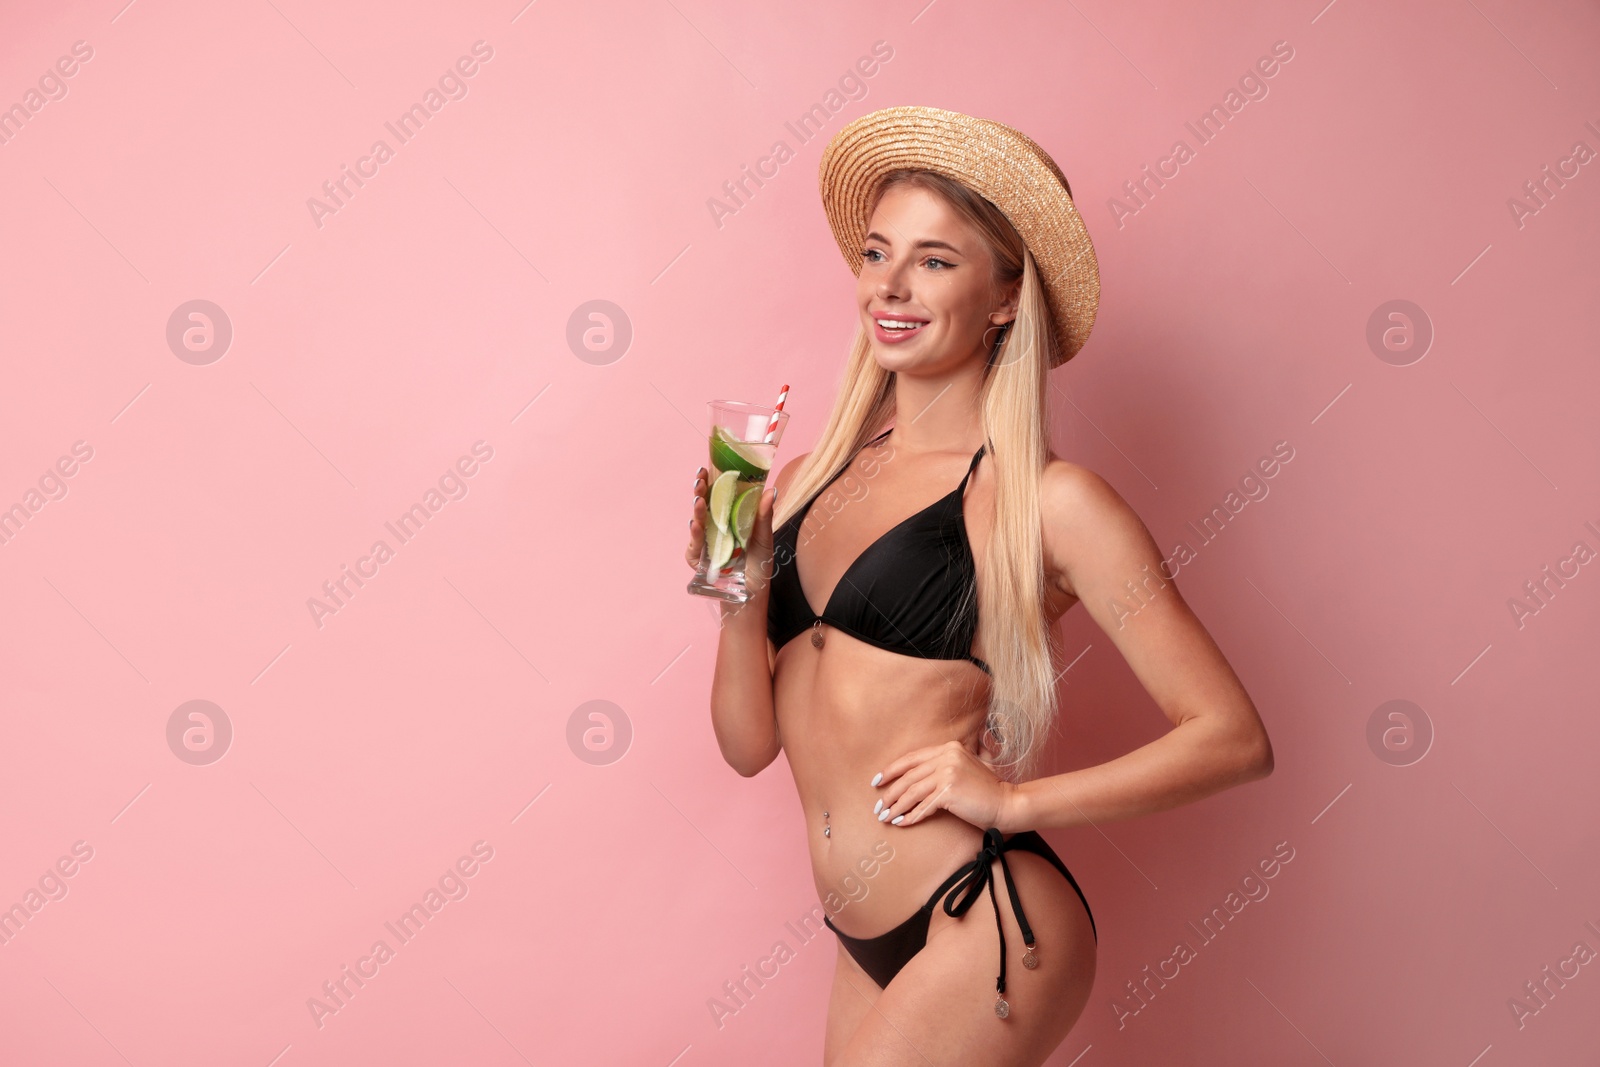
[833,850,1097,1067]
[825,943,882,1066]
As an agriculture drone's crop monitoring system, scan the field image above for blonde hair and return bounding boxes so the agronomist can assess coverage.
[774,169,1063,782]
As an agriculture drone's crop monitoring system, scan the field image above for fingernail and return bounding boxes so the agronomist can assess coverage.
[874,799,883,814]
[877,809,890,822]
[891,815,904,825]
[870,772,882,786]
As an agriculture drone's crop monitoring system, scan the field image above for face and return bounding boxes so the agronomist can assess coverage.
[856,183,1017,373]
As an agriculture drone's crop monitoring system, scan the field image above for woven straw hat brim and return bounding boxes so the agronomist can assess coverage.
[817,105,1100,366]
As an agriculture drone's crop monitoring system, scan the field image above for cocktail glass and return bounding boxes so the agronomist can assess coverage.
[686,400,788,603]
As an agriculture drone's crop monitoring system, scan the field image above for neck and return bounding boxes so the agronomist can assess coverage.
[888,361,986,456]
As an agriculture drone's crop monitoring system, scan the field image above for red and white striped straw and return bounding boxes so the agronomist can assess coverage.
[763,384,789,443]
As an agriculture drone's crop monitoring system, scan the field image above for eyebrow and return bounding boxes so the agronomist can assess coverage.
[863,230,965,256]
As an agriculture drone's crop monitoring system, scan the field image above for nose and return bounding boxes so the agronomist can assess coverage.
[876,257,913,296]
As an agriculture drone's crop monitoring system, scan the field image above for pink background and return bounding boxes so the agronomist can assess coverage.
[2,1,1598,1064]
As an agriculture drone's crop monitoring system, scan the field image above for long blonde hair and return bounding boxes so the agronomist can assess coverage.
[774,169,1063,782]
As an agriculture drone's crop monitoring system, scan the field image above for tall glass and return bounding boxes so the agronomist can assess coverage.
[687,399,789,603]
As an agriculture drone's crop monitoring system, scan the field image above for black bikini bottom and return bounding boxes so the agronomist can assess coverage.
[822,828,1095,1015]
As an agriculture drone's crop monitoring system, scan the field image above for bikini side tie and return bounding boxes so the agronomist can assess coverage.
[937,827,1041,1019]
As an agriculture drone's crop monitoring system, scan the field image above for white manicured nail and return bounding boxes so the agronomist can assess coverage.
[891,815,904,825]
[870,772,882,786]
[878,809,890,822]
[874,799,883,814]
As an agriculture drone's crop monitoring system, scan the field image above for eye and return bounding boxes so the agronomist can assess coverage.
[859,248,883,263]
[925,257,952,270]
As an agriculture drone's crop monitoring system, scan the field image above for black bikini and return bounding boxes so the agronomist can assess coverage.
[765,427,1098,1015]
[767,427,993,674]
[826,829,1096,1013]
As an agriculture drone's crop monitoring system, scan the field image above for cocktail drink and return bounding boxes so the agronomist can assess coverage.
[688,400,788,603]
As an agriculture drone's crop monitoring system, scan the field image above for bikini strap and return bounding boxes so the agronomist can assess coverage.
[789,427,895,523]
[960,441,987,487]
[829,427,892,485]
[930,828,1036,1012]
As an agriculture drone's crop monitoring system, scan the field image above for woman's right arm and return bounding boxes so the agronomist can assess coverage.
[688,454,807,777]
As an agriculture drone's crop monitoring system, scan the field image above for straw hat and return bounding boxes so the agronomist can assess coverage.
[817,105,1100,366]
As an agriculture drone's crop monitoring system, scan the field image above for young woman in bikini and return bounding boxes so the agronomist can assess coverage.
[684,106,1273,1066]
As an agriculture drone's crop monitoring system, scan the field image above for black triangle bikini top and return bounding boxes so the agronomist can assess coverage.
[766,427,992,675]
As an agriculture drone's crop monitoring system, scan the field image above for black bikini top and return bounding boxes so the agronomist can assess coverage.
[767,428,992,674]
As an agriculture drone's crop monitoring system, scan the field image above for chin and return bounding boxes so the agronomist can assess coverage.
[871,338,953,369]
[868,346,921,372]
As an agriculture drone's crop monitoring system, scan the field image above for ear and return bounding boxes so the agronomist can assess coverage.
[992,280,1021,327]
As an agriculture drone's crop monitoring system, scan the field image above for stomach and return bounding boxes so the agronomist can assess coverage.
[773,626,995,937]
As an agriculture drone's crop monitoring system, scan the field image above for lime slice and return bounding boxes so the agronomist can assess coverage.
[707,523,736,572]
[710,428,773,479]
[708,469,739,533]
[730,485,761,547]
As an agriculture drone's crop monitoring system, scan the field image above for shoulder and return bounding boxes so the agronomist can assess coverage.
[1040,457,1154,595]
[1041,456,1123,526]
[773,451,813,499]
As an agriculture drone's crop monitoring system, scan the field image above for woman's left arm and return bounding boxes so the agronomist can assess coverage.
[1007,460,1273,831]
[870,461,1274,834]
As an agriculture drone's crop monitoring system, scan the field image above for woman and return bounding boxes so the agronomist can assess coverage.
[684,106,1274,1066]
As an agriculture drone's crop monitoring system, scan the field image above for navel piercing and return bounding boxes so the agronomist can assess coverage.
[810,618,825,648]
[822,810,830,837]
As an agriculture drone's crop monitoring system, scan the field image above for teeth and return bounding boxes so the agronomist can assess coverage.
[876,319,924,330]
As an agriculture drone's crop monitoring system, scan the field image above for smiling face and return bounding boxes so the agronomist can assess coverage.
[856,182,1017,374]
